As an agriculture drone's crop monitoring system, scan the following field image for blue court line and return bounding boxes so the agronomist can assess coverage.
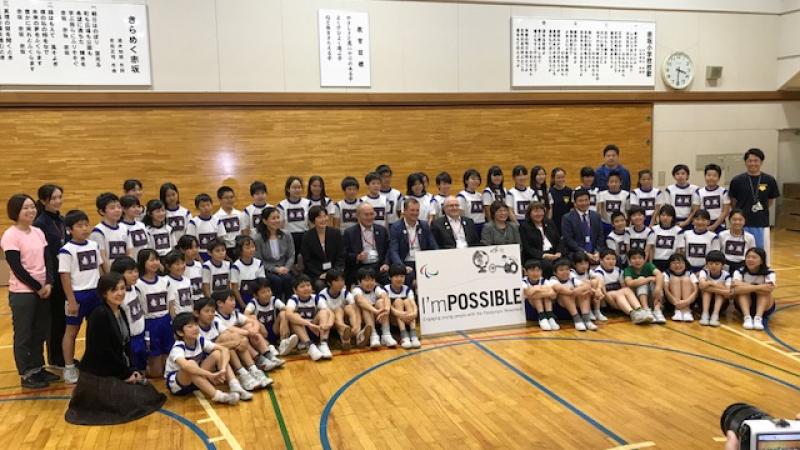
[461,331,627,446]
[764,304,800,353]
[318,335,800,449]
[0,395,216,449]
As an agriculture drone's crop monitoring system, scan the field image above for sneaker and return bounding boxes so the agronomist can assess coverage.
[548,317,560,330]
[400,337,412,349]
[356,325,371,347]
[710,314,720,327]
[588,310,597,321]
[652,309,666,324]
[21,374,48,389]
[37,369,61,383]
[370,334,381,349]
[214,391,240,405]
[584,319,598,331]
[671,310,683,322]
[319,342,333,359]
[64,365,79,384]
[340,327,352,350]
[630,309,648,325]
[753,316,764,331]
[574,319,587,332]
[699,312,710,326]
[238,373,259,391]
[308,344,323,361]
[743,316,754,330]
[278,335,299,356]
[268,354,286,369]
[538,318,552,331]
[410,336,421,348]
[381,334,398,348]
[595,310,609,322]
[296,341,308,352]
[249,367,272,388]
[256,355,271,371]
[682,310,694,322]
[230,382,253,401]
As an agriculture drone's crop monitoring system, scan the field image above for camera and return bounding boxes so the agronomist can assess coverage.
[721,403,800,449]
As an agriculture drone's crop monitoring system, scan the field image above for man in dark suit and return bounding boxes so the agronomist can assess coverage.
[561,189,605,264]
[389,198,438,287]
[343,203,390,286]
[431,196,480,249]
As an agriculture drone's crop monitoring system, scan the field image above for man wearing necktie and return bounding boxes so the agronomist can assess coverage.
[389,198,438,288]
[561,189,605,264]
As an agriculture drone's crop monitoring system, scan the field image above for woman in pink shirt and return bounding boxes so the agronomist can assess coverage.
[1,194,57,389]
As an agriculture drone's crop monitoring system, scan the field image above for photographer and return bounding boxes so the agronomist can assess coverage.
[724,409,800,449]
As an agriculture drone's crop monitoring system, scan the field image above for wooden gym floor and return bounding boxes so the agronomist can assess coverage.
[1,230,799,450]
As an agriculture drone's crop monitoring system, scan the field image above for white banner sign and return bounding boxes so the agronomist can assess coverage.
[417,244,525,336]
[511,17,655,87]
[0,0,151,85]
[318,9,370,87]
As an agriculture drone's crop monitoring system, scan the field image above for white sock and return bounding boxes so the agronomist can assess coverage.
[247,365,258,372]
[212,390,225,402]
[236,368,247,377]
[65,364,75,369]
[229,379,242,390]
[381,323,390,335]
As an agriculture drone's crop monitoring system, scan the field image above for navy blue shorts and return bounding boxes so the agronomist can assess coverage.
[130,333,148,371]
[166,370,199,396]
[735,294,776,319]
[145,315,174,357]
[65,289,101,327]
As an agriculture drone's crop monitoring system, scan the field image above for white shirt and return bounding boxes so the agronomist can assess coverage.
[309,197,337,216]
[507,187,536,221]
[57,240,102,291]
[122,286,145,336]
[384,284,415,301]
[593,266,624,291]
[360,194,388,228]
[243,203,271,233]
[121,219,148,258]
[213,208,243,249]
[606,230,629,264]
[663,271,698,283]
[522,277,553,289]
[165,205,192,241]
[733,267,777,286]
[166,275,194,315]
[431,194,447,218]
[627,225,653,253]
[165,337,216,376]
[245,297,277,329]
[278,198,312,234]
[403,194,435,222]
[185,215,224,257]
[682,229,720,269]
[447,215,468,249]
[147,223,174,256]
[598,189,630,224]
[335,198,361,231]
[215,310,248,333]
[550,275,582,289]
[457,190,485,225]
[202,260,231,291]
[184,260,203,301]
[692,186,730,221]
[352,285,387,305]
[574,186,599,212]
[570,269,594,284]
[285,294,319,320]
[136,275,170,320]
[718,230,757,264]
[230,258,265,298]
[198,318,222,342]
[380,188,403,225]
[662,184,698,220]
[650,225,683,261]
[317,287,355,310]
[90,221,131,262]
[482,187,510,207]
[630,187,661,219]
[403,219,421,262]
[698,269,732,287]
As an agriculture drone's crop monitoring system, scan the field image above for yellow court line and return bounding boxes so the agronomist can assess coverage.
[712,436,728,442]
[197,418,214,424]
[193,391,242,450]
[721,324,800,365]
[606,441,656,450]
[207,436,226,443]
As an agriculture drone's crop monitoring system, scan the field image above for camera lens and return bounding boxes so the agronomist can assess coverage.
[721,403,771,436]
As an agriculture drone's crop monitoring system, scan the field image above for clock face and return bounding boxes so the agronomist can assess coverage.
[662,52,694,90]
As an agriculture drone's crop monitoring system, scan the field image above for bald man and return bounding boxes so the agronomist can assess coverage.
[431,196,481,249]
[343,203,391,285]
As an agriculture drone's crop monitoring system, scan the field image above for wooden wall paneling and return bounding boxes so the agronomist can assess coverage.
[0,104,652,228]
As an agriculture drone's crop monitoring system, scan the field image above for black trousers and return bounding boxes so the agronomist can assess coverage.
[47,282,66,366]
[9,292,50,376]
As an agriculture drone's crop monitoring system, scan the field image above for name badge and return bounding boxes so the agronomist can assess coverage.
[409,249,416,259]
[456,241,468,249]
[366,249,379,264]
[322,262,332,270]
[585,236,591,243]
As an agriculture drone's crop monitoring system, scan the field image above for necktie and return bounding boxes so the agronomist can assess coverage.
[582,213,592,251]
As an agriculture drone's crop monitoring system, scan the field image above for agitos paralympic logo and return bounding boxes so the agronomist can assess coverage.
[420,264,439,279]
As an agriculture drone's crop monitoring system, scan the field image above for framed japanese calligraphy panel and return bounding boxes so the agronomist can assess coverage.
[511,17,655,88]
[0,0,150,85]
[317,9,370,87]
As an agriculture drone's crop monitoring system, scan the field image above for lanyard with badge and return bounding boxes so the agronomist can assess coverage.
[362,228,378,263]
[749,175,764,212]
[407,225,418,257]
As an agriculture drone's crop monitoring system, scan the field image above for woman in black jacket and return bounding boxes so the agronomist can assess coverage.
[33,184,66,368]
[519,202,564,278]
[301,206,345,291]
[66,273,165,426]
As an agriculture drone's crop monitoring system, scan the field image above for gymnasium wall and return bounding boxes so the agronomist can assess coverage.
[0,104,651,228]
